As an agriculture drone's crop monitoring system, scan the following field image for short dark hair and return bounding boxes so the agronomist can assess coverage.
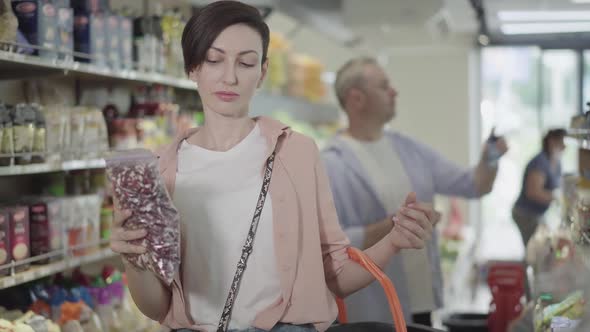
[181,0,270,75]
[542,128,566,154]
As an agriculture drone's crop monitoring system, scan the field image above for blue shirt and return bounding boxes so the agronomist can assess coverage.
[321,132,480,323]
[515,152,562,216]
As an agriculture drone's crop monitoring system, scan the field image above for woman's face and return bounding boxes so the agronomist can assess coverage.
[190,24,267,119]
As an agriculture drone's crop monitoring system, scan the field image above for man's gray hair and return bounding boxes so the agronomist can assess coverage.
[334,56,378,109]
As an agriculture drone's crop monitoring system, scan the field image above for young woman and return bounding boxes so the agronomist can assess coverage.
[513,128,567,247]
[109,1,438,331]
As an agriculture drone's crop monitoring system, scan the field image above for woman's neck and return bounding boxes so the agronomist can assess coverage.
[188,111,255,152]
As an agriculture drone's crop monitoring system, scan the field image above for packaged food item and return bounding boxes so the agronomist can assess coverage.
[7,206,30,271]
[576,178,590,243]
[109,281,134,331]
[0,319,15,331]
[12,104,36,165]
[106,149,180,285]
[31,104,46,164]
[83,194,101,254]
[105,14,119,69]
[82,108,108,158]
[0,208,11,275]
[60,320,82,332]
[99,199,113,245]
[68,107,85,159]
[0,104,14,166]
[41,105,66,162]
[72,3,105,66]
[94,287,118,332]
[119,16,133,71]
[28,198,62,263]
[65,197,86,256]
[55,0,73,61]
[13,323,34,332]
[13,311,47,332]
[11,0,59,59]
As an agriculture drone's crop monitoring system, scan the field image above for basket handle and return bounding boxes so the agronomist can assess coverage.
[336,247,408,332]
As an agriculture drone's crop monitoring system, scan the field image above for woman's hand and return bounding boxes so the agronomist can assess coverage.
[387,192,439,250]
[109,206,148,255]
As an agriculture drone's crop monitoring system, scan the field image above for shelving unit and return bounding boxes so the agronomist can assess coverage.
[0,248,116,290]
[0,50,197,91]
[0,158,106,176]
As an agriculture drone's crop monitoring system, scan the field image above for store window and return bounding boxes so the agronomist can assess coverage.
[479,47,542,260]
[478,47,581,261]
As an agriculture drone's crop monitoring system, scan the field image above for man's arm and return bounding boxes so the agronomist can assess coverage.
[473,138,508,195]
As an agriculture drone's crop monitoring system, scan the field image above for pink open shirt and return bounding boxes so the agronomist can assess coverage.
[156,116,351,331]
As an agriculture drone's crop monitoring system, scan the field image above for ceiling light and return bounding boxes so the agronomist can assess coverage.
[498,11,590,22]
[501,22,590,34]
[572,0,590,3]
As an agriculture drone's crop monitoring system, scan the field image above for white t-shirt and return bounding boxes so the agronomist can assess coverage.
[341,134,436,313]
[173,124,282,331]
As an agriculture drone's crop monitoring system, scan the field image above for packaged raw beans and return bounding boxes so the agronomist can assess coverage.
[106,149,180,285]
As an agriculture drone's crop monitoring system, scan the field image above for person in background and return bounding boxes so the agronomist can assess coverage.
[321,57,509,327]
[108,3,438,332]
[513,128,567,248]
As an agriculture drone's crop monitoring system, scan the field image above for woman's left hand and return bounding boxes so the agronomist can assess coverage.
[387,192,439,250]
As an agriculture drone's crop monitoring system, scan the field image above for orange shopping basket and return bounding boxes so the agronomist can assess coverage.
[330,248,444,332]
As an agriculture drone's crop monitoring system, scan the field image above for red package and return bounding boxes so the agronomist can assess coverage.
[29,199,63,263]
[8,206,30,271]
[106,149,180,285]
[0,208,11,274]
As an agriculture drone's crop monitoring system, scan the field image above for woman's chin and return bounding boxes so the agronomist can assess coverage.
[207,104,249,118]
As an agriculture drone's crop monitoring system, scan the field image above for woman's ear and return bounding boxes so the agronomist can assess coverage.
[257,59,269,89]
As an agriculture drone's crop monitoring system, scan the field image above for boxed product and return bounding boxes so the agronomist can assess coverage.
[7,206,31,271]
[105,14,120,70]
[11,0,59,58]
[28,199,63,263]
[83,194,101,254]
[73,8,106,66]
[0,208,11,274]
[0,104,14,167]
[119,16,133,71]
[55,0,73,60]
[106,149,180,285]
[11,104,36,165]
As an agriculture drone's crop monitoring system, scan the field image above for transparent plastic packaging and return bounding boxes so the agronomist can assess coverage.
[106,149,180,285]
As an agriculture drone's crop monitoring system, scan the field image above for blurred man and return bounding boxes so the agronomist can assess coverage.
[322,57,508,326]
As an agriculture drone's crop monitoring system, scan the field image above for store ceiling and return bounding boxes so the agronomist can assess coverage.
[190,0,590,50]
[271,0,590,47]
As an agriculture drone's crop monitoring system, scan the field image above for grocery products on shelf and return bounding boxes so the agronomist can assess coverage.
[262,31,330,104]
[0,265,159,332]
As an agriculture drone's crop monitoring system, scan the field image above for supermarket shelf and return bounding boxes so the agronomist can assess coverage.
[0,158,106,176]
[0,50,196,91]
[0,248,116,290]
[568,129,590,150]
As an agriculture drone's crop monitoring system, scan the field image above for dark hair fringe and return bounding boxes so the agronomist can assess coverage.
[181,0,270,75]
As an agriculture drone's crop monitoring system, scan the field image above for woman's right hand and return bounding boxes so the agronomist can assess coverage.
[110,207,148,255]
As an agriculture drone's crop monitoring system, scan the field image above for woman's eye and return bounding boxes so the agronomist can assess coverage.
[206,59,220,64]
[240,62,255,68]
